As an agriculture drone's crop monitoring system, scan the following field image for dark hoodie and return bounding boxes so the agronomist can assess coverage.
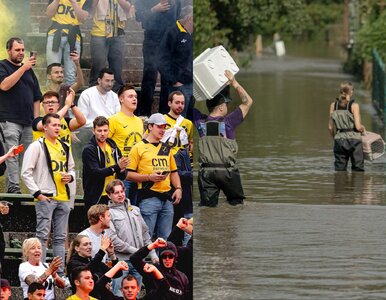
[66,249,122,298]
[82,136,126,206]
[130,242,189,300]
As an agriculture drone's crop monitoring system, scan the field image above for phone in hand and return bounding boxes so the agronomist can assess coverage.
[30,51,37,66]
[14,144,24,155]
[161,171,170,175]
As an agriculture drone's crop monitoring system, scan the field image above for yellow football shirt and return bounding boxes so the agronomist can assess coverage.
[45,139,69,201]
[91,0,126,37]
[164,114,193,155]
[102,143,116,196]
[108,111,143,157]
[128,141,177,194]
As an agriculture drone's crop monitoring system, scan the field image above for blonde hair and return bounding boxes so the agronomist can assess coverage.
[87,204,109,225]
[22,238,41,261]
[338,82,354,108]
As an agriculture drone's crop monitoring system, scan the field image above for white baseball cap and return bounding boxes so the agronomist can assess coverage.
[147,113,167,125]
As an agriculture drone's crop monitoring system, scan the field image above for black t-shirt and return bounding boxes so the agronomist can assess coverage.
[0,60,42,125]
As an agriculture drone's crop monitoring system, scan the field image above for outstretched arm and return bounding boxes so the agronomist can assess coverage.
[224,70,253,118]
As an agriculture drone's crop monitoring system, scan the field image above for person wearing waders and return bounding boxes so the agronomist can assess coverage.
[192,70,254,207]
[328,82,365,171]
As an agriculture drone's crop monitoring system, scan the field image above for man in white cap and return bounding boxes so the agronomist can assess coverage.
[127,113,182,240]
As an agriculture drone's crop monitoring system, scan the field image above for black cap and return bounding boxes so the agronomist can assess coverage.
[206,93,231,109]
[1,278,10,288]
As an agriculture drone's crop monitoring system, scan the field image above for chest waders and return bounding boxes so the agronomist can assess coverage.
[331,100,364,171]
[198,133,245,207]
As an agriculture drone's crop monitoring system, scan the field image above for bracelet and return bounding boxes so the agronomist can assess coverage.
[175,186,182,190]
[70,104,76,108]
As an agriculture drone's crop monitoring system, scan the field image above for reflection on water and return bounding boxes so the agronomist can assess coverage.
[193,40,386,299]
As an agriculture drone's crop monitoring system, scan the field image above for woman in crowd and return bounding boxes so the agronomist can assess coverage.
[18,237,65,300]
[66,234,122,298]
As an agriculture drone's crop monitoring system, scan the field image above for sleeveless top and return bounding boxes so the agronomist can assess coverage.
[330,99,361,140]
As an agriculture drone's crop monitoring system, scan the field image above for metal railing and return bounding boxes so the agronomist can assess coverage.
[372,49,386,123]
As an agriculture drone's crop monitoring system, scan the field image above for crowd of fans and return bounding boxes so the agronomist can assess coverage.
[0,0,193,299]
[0,1,255,299]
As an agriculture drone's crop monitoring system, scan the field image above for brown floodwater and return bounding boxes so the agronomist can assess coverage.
[193,39,386,299]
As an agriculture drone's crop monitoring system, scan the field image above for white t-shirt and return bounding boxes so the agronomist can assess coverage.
[77,86,120,128]
[79,227,107,262]
[18,261,55,300]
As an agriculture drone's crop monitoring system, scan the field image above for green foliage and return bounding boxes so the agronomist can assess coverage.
[193,0,230,57]
[194,0,343,57]
[303,3,342,38]
[355,11,386,61]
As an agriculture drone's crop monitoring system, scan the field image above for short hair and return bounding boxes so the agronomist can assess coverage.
[121,274,138,288]
[46,63,62,75]
[27,282,45,295]
[105,179,125,195]
[22,238,41,261]
[6,37,23,50]
[93,116,109,129]
[87,204,109,225]
[180,5,193,20]
[98,67,114,80]
[41,91,59,102]
[42,113,60,126]
[168,91,184,103]
[71,266,91,283]
[117,85,136,98]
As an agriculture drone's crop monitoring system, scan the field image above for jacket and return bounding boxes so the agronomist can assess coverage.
[21,138,75,199]
[82,136,126,205]
[106,199,157,261]
[130,243,189,300]
[67,250,121,297]
[158,21,193,85]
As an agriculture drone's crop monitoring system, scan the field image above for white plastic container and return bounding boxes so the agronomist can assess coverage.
[275,40,286,56]
[193,45,239,101]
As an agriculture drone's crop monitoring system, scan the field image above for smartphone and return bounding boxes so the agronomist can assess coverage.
[161,171,170,175]
[14,144,24,155]
[30,51,37,66]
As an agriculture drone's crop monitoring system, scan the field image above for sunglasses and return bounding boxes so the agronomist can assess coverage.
[161,254,175,259]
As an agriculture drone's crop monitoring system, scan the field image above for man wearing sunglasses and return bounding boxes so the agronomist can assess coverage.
[130,238,189,299]
[127,113,182,241]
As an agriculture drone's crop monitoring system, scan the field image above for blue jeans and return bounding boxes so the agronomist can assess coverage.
[46,34,81,85]
[0,122,32,193]
[123,180,138,206]
[112,260,142,297]
[139,197,173,240]
[89,35,125,92]
[35,200,71,276]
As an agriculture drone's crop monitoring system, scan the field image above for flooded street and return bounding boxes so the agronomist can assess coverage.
[193,40,386,299]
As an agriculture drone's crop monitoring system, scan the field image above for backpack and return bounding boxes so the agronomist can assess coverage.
[0,127,6,176]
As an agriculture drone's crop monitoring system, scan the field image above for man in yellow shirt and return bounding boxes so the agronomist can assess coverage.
[89,0,132,91]
[67,266,97,300]
[109,85,143,202]
[21,113,75,276]
[127,113,182,240]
